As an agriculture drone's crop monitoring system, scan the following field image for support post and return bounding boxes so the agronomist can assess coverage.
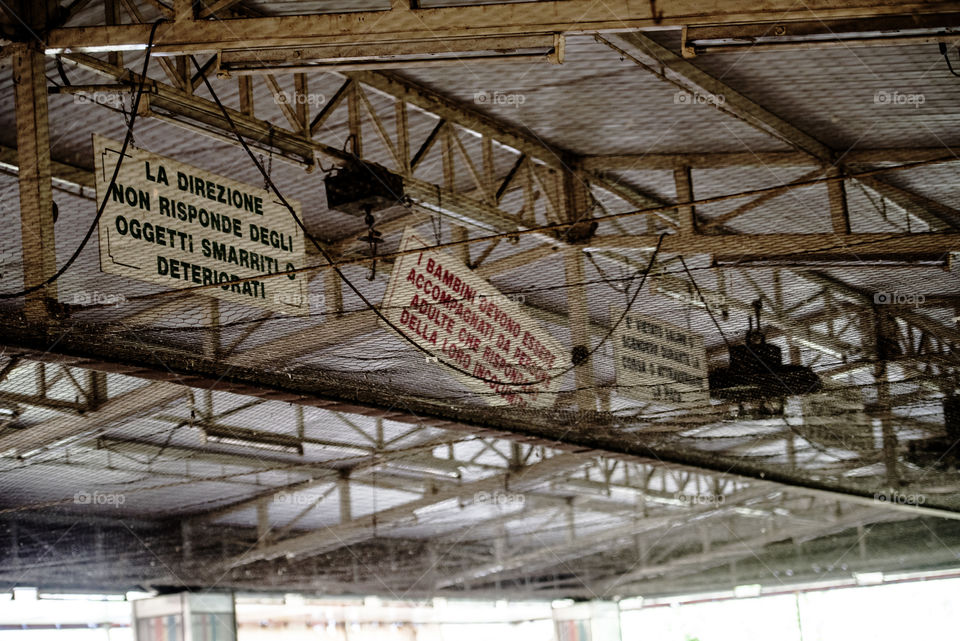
[256,496,270,548]
[673,165,696,233]
[174,0,193,22]
[442,125,470,265]
[13,44,57,323]
[828,166,851,234]
[338,474,352,523]
[238,76,253,117]
[562,167,595,410]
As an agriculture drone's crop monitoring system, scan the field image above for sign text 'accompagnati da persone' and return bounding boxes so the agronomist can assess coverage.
[381,229,566,409]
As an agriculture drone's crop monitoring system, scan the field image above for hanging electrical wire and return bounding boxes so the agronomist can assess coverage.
[940,42,960,78]
[0,19,165,300]
[188,53,667,392]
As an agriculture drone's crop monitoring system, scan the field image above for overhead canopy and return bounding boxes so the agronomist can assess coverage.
[0,0,959,599]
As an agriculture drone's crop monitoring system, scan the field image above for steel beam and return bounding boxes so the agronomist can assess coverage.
[435,484,777,588]
[0,380,185,457]
[603,32,960,231]
[590,232,960,257]
[225,453,590,567]
[0,144,94,190]
[13,45,57,322]
[602,505,903,590]
[43,1,960,54]
[582,148,960,170]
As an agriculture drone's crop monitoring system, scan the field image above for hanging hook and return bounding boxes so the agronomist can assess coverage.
[360,205,382,281]
[649,0,664,24]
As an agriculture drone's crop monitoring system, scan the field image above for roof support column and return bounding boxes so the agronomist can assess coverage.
[864,309,900,488]
[256,496,271,549]
[338,474,352,523]
[673,165,696,233]
[174,0,194,22]
[442,124,471,266]
[563,167,595,410]
[13,43,57,323]
[827,167,851,234]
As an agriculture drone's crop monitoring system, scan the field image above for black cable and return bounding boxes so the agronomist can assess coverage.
[679,256,731,349]
[680,256,826,401]
[0,19,165,300]
[55,55,71,87]
[940,42,960,78]
[189,53,666,392]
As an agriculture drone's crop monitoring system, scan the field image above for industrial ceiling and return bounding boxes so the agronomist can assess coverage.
[0,0,959,601]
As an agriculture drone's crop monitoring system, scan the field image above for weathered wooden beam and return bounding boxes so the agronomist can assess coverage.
[45,1,959,54]
[13,45,58,322]
[225,453,590,567]
[582,148,960,170]
[604,32,960,231]
[0,380,185,457]
[590,232,960,257]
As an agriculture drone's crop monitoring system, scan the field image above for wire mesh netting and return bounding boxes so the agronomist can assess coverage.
[0,4,958,599]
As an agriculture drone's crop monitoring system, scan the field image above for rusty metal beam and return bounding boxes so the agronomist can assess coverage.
[13,45,57,322]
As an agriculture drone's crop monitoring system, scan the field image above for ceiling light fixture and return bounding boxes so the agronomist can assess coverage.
[217,34,564,74]
[204,426,303,455]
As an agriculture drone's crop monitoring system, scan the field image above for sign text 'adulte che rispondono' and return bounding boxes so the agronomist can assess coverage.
[381,229,565,409]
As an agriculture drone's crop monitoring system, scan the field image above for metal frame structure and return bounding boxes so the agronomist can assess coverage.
[0,0,958,600]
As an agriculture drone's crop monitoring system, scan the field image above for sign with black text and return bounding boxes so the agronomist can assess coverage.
[94,135,308,314]
[612,307,708,406]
